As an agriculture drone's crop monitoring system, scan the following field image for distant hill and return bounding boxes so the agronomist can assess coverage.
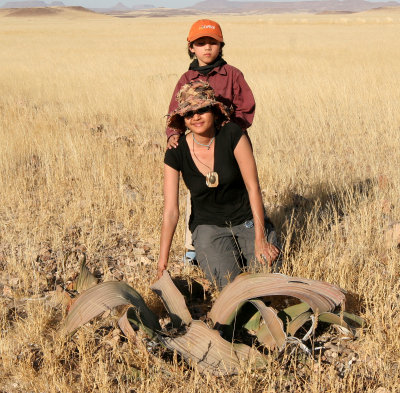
[91,3,155,13]
[190,0,400,13]
[2,5,99,17]
[110,2,129,11]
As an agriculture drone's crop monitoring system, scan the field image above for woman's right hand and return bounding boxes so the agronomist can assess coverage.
[167,134,179,149]
[157,259,168,279]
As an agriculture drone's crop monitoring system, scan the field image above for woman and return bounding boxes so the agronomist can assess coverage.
[158,81,280,289]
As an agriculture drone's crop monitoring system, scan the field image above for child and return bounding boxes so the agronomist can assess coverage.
[165,19,256,262]
[166,19,255,149]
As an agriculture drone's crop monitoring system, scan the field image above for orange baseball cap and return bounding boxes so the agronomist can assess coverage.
[187,19,224,43]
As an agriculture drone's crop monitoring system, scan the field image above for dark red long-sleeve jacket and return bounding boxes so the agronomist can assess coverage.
[166,63,255,139]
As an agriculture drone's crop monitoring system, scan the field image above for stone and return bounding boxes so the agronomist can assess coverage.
[384,222,400,249]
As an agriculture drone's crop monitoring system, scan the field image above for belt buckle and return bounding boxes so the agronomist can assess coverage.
[244,220,254,229]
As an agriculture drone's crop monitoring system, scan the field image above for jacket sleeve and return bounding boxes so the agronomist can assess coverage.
[231,70,255,131]
[165,74,188,140]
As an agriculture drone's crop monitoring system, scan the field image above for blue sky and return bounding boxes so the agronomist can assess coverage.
[64,0,399,7]
[63,0,285,7]
[2,0,397,8]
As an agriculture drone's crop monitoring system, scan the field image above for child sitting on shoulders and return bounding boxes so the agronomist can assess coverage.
[166,19,255,149]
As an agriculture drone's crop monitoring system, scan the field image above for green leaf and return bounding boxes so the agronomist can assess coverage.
[287,311,312,336]
[341,311,365,327]
[242,310,262,332]
[318,311,364,336]
[279,302,311,322]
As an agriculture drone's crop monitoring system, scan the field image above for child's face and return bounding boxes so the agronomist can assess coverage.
[189,37,221,66]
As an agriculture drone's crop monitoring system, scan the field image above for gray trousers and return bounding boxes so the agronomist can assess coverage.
[192,218,279,289]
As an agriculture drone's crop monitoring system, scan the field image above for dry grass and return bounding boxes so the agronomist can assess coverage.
[0,10,399,392]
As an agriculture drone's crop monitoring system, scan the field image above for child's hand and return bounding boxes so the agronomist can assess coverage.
[167,134,179,149]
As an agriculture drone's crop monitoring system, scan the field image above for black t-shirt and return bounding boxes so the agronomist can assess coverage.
[164,122,253,232]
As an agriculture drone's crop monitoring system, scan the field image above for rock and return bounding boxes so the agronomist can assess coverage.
[37,248,52,262]
[132,248,146,256]
[122,184,137,201]
[375,388,390,393]
[50,286,72,308]
[74,244,87,253]
[384,221,400,249]
[2,285,13,297]
[143,244,151,253]
[139,256,152,266]
[385,221,400,248]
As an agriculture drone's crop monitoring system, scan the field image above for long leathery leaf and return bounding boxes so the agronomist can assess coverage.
[118,308,138,341]
[256,325,276,349]
[64,281,161,338]
[150,271,192,327]
[75,254,97,293]
[210,273,345,327]
[249,300,286,350]
[160,320,266,376]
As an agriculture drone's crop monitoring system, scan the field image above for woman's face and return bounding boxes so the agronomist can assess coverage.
[184,108,215,136]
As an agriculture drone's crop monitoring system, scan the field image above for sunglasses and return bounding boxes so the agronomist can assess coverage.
[183,106,213,119]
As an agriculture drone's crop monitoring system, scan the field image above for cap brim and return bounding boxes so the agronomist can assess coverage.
[187,33,224,43]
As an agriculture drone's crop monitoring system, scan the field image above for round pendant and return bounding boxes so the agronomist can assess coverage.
[206,171,219,188]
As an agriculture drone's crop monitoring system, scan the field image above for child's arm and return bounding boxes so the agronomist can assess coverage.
[166,75,189,143]
[231,70,255,131]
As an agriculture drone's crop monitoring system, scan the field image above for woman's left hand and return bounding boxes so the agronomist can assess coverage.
[255,239,280,266]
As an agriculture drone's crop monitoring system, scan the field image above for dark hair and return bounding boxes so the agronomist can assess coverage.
[187,42,225,59]
[211,105,228,129]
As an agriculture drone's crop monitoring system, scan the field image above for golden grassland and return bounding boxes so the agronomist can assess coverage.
[0,10,399,392]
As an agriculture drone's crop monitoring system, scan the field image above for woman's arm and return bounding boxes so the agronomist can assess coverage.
[234,135,279,265]
[158,164,180,278]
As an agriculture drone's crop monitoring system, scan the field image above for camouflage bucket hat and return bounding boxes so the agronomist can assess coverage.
[167,81,231,133]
